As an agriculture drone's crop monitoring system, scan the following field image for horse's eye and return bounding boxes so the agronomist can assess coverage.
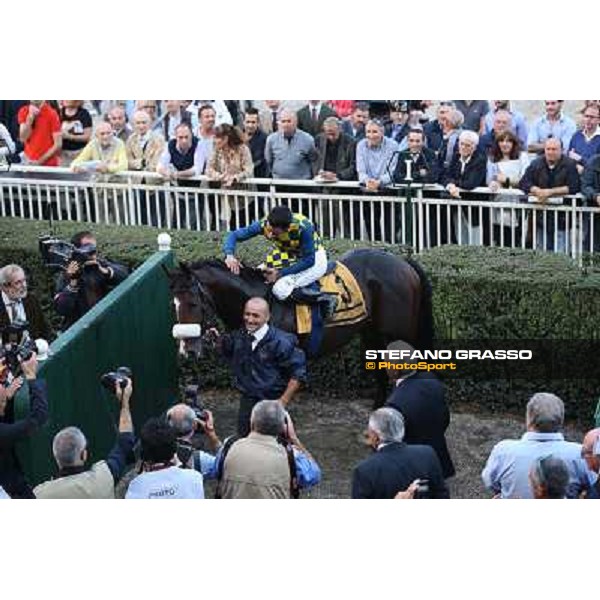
[188,301,199,308]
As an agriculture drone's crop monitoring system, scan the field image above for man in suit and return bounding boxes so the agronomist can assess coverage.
[0,264,51,342]
[297,100,338,138]
[393,128,440,184]
[384,340,455,478]
[352,407,449,499]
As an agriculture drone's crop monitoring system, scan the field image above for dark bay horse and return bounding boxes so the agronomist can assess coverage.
[168,248,433,404]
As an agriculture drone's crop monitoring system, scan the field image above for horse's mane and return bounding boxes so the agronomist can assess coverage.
[189,259,266,285]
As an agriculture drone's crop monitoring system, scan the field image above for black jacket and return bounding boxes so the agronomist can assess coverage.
[442,150,488,190]
[247,129,269,178]
[581,153,600,204]
[220,326,307,400]
[0,378,48,498]
[54,258,129,329]
[386,372,455,478]
[393,147,441,184]
[314,132,356,181]
[0,293,51,341]
[352,441,449,499]
[519,155,580,196]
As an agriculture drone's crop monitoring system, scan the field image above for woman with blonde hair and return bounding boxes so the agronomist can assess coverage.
[206,124,253,229]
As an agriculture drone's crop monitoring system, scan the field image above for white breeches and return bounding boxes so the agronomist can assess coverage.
[272,248,328,300]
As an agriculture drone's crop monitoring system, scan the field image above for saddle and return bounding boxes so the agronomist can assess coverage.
[294,261,367,335]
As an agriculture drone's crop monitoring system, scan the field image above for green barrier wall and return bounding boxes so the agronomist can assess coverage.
[14,249,177,487]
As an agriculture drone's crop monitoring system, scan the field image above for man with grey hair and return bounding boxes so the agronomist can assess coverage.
[352,408,449,499]
[0,264,50,341]
[34,377,135,499]
[217,400,321,499]
[528,455,570,499]
[265,109,318,181]
[482,392,588,499]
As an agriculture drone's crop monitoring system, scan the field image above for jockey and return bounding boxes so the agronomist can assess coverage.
[223,205,337,318]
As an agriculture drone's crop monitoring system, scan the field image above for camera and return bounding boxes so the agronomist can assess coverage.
[100,366,132,393]
[183,384,208,421]
[0,320,37,377]
[414,478,430,499]
[39,235,97,272]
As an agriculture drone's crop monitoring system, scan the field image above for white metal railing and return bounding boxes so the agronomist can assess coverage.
[1,165,597,259]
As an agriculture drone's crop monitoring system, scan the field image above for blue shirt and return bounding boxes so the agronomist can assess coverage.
[482,431,589,499]
[356,137,399,186]
[527,113,577,151]
[483,109,529,149]
[568,129,600,166]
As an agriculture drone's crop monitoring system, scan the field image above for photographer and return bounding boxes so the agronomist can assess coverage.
[125,417,205,499]
[166,403,222,479]
[34,376,135,499]
[0,353,48,499]
[217,400,321,499]
[53,231,129,329]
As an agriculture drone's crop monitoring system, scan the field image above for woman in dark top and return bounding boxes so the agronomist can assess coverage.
[60,101,92,165]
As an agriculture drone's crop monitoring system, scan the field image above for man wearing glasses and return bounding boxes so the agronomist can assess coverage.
[0,264,51,341]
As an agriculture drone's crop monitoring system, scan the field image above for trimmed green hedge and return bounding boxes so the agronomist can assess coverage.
[1,217,599,421]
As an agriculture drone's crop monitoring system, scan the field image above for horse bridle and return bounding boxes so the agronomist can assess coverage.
[183,271,219,335]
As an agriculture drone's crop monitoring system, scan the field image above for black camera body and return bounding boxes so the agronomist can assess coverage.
[39,235,97,272]
[0,320,37,377]
[100,366,132,393]
[183,384,208,421]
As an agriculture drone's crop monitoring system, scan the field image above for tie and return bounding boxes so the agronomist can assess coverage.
[311,107,318,123]
[272,111,278,132]
[9,301,19,322]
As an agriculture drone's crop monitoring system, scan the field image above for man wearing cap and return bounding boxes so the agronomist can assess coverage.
[208,297,307,436]
[223,205,336,317]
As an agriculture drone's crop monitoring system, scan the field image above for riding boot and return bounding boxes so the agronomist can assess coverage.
[290,287,337,319]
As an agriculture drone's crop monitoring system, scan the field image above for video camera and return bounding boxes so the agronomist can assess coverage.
[0,320,37,379]
[39,235,97,272]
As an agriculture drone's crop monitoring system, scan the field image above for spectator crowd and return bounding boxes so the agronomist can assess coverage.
[2,100,600,249]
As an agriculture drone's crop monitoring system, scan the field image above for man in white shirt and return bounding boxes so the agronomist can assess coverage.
[126,417,204,499]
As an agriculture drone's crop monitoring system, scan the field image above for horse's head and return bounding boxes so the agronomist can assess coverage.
[165,262,215,359]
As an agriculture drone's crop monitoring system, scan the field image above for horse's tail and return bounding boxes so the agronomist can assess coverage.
[406,257,434,351]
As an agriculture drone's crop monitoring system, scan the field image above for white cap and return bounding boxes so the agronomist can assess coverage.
[157,232,172,252]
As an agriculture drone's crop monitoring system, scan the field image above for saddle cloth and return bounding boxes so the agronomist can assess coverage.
[295,261,367,335]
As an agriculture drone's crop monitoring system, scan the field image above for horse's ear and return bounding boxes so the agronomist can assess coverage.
[179,261,192,276]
